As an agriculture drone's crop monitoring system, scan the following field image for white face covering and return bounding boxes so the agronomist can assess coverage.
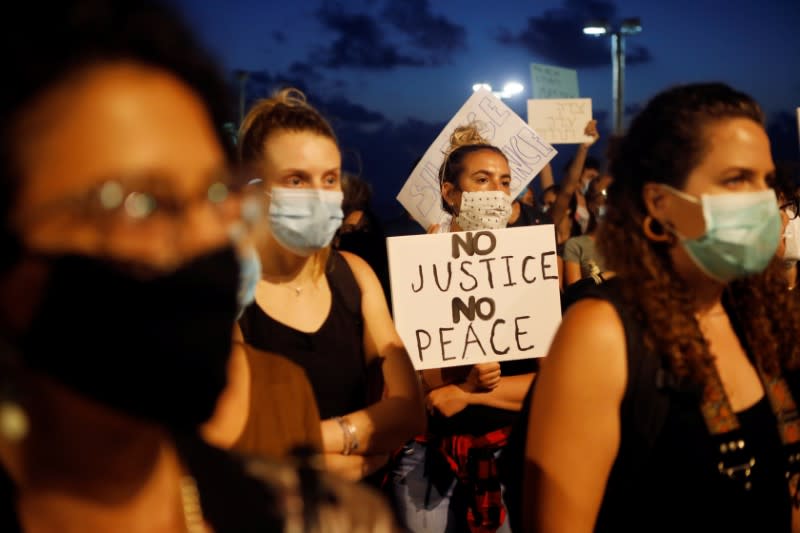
[783,207,800,262]
[575,204,591,233]
[454,190,513,230]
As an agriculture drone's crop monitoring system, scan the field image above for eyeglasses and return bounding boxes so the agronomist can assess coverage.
[780,200,799,220]
[18,169,267,236]
[22,167,264,224]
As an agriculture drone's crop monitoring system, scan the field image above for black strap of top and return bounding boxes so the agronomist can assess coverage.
[327,250,362,320]
[240,250,362,340]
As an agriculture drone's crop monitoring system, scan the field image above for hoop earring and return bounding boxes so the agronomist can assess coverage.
[0,350,29,442]
[642,216,672,243]
[0,399,28,442]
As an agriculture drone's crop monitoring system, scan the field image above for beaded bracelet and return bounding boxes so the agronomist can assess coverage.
[334,416,359,456]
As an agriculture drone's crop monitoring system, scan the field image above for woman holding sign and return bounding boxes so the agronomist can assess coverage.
[392,124,536,533]
[524,83,800,532]
[236,88,424,480]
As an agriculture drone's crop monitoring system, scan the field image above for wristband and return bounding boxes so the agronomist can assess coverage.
[334,416,359,456]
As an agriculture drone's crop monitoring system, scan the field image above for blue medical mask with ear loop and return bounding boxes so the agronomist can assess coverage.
[661,185,782,282]
[268,187,344,256]
[235,245,261,318]
[229,196,265,318]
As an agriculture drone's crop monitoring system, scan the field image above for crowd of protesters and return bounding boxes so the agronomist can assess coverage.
[1,1,799,532]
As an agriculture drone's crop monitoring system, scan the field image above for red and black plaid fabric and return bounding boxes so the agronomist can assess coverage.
[437,427,511,533]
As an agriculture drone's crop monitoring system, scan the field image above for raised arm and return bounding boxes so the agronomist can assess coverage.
[320,251,425,458]
[523,298,627,533]
[539,162,555,190]
[549,120,599,226]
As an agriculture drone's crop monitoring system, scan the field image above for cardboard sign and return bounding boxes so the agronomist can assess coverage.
[396,88,557,230]
[387,225,562,370]
[527,98,593,144]
[530,63,580,99]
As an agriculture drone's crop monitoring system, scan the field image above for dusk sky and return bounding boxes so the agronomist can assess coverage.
[173,0,800,218]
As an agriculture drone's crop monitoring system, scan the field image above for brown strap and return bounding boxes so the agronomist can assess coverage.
[701,362,800,445]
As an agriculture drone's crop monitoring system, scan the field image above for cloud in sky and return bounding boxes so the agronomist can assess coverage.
[314,3,425,69]
[312,0,466,70]
[319,96,387,125]
[381,0,466,62]
[495,0,652,68]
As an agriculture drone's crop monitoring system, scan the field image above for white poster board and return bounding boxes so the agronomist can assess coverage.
[387,225,562,370]
[396,88,557,230]
[527,98,593,144]
[530,63,580,99]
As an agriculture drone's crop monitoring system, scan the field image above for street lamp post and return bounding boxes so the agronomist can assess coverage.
[583,18,642,135]
[234,69,250,126]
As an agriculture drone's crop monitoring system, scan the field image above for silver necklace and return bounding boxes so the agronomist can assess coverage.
[179,475,206,533]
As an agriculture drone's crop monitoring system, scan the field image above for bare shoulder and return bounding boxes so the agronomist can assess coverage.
[559,298,625,347]
[338,249,369,273]
[338,250,380,288]
[540,297,628,398]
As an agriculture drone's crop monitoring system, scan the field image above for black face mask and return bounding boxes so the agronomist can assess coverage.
[19,246,239,429]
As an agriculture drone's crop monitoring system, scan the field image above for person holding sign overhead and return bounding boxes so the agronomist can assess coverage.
[523,83,800,533]
[563,177,610,286]
[236,88,424,481]
[391,123,536,533]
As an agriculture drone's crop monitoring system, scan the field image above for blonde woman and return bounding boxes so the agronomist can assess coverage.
[237,89,425,480]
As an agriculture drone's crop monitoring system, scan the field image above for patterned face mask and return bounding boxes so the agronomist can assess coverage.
[454,190,513,231]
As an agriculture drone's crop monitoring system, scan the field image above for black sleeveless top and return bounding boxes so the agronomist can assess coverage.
[503,278,791,533]
[592,279,791,532]
[239,251,367,420]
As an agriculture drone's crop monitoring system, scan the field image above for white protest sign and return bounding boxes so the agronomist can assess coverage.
[528,98,593,144]
[396,88,557,230]
[530,63,580,99]
[387,225,562,370]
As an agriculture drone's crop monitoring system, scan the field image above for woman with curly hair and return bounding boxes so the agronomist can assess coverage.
[523,83,800,532]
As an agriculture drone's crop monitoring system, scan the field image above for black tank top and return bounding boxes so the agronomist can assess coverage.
[239,251,367,420]
[503,278,792,533]
[593,279,791,532]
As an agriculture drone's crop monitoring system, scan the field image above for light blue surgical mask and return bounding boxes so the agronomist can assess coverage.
[228,222,262,318]
[236,245,261,318]
[268,188,344,256]
[662,185,781,282]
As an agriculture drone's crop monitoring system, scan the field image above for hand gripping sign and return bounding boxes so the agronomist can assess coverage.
[387,225,562,370]
[396,88,557,231]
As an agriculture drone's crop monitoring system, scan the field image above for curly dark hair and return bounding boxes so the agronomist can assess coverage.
[598,82,800,381]
[0,0,234,271]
